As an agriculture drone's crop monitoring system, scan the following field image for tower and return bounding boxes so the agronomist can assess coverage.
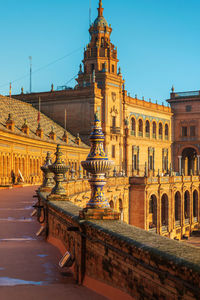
[77,0,124,167]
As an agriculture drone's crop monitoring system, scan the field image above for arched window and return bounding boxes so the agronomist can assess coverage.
[193,190,198,221]
[165,124,169,140]
[109,200,114,209]
[159,123,163,139]
[131,118,136,135]
[149,195,157,229]
[184,191,190,223]
[138,119,143,137]
[145,120,150,138]
[152,122,156,139]
[161,194,168,227]
[175,192,181,225]
[119,199,123,221]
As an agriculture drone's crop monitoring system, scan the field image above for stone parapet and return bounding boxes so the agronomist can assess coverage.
[38,192,200,300]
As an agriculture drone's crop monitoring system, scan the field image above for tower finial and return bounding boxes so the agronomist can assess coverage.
[98,0,103,17]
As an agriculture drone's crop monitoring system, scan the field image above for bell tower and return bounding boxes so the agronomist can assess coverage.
[77,0,119,84]
[77,0,125,168]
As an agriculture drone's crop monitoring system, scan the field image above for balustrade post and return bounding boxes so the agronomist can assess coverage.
[79,114,120,220]
[40,152,55,192]
[48,145,69,200]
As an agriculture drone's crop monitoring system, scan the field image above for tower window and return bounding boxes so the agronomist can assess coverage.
[112,145,115,158]
[186,105,192,112]
[91,64,95,72]
[112,116,116,128]
[190,126,196,137]
[112,64,115,73]
[182,126,187,137]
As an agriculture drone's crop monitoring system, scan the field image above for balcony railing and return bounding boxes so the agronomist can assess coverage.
[149,227,156,233]
[161,225,168,232]
[159,135,162,140]
[165,135,169,140]
[138,131,143,137]
[193,217,198,223]
[185,218,190,225]
[175,220,181,227]
[110,127,120,134]
[152,133,156,139]
[145,132,150,138]
[131,130,135,136]
[174,91,200,98]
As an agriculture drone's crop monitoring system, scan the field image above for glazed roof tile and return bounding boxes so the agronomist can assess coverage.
[0,95,88,148]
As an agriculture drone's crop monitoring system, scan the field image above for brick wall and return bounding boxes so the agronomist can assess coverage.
[39,194,200,300]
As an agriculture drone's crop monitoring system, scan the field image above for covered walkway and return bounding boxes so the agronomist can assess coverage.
[0,186,107,300]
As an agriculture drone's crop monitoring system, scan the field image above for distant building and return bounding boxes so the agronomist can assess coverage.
[167,90,200,176]
[12,0,200,239]
[0,95,89,186]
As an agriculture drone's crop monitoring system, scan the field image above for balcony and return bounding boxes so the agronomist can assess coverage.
[152,133,156,139]
[161,225,168,232]
[159,135,162,140]
[185,218,190,225]
[145,132,150,138]
[110,127,120,135]
[138,131,143,137]
[131,130,135,136]
[175,220,181,227]
[173,91,200,98]
[149,227,156,233]
[193,217,198,223]
[165,135,169,140]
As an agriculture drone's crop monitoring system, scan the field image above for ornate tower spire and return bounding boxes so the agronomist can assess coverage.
[98,0,103,17]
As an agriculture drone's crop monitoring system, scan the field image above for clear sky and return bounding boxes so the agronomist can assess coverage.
[0,0,200,104]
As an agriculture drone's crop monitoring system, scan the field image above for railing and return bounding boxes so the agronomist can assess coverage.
[145,132,150,138]
[149,227,156,233]
[175,220,181,227]
[152,133,156,139]
[165,135,169,140]
[131,130,135,136]
[193,217,198,223]
[138,131,143,137]
[161,225,168,232]
[185,218,190,225]
[173,91,200,98]
[110,127,120,134]
[159,134,162,140]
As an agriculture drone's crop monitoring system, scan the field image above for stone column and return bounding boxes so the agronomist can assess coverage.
[178,156,182,175]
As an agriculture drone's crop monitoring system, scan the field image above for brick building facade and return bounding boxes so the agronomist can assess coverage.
[11,0,200,238]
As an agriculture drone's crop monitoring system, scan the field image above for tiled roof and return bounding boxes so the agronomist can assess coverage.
[0,95,88,148]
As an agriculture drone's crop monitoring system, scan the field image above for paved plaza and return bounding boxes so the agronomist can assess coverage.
[0,186,107,300]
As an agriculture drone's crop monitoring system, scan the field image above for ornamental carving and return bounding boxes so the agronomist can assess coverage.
[110,106,118,114]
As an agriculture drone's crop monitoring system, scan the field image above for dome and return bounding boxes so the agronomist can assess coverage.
[93,16,108,27]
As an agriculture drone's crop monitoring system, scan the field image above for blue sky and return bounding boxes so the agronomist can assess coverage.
[0,0,200,104]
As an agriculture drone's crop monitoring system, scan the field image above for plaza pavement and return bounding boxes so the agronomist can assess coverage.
[0,186,107,300]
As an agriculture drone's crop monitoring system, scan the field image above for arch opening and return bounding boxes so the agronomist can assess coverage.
[149,195,157,230]
[193,190,198,222]
[181,147,198,176]
[161,194,168,229]
[184,191,190,224]
[175,192,181,226]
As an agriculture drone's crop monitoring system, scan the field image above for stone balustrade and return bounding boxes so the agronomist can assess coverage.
[37,190,200,300]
